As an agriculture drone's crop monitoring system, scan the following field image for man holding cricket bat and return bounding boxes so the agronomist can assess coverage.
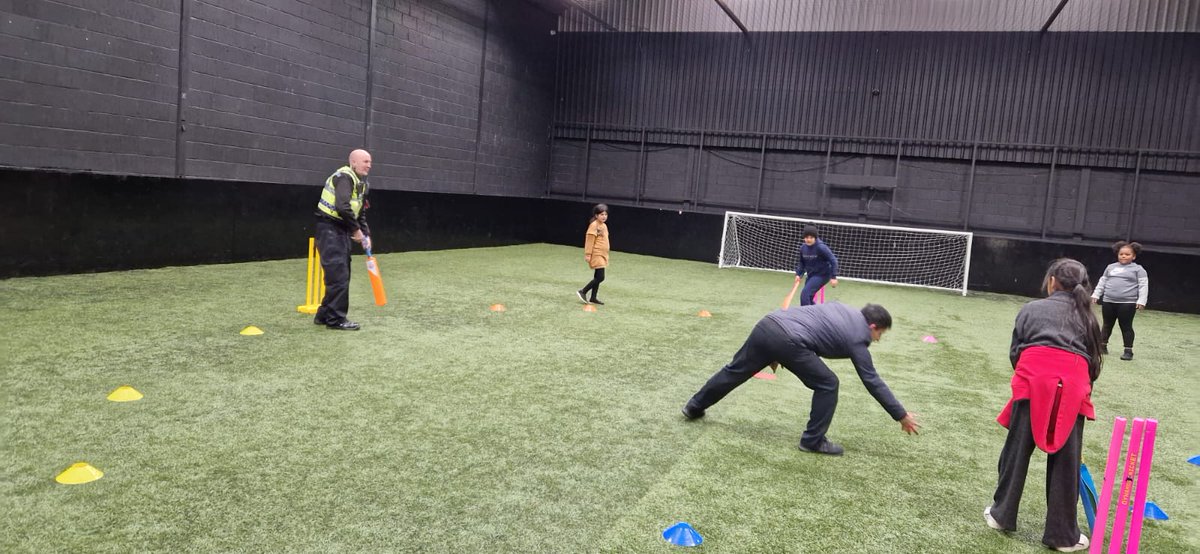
[682,303,920,455]
[313,149,373,331]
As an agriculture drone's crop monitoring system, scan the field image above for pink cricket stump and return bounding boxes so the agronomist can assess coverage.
[815,286,825,304]
[1090,417,1127,554]
[1126,419,1158,554]
[1107,418,1146,554]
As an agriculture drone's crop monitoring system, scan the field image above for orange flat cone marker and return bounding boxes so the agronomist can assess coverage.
[698,310,712,317]
[583,304,597,312]
[490,304,506,312]
[107,385,143,402]
[240,326,264,336]
[55,462,103,484]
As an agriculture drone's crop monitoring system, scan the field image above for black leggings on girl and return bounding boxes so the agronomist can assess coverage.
[580,268,605,301]
[1101,302,1137,348]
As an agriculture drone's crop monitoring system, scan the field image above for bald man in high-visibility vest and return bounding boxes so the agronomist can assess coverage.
[314,149,372,330]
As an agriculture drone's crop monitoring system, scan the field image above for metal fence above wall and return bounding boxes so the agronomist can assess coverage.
[548,122,1200,250]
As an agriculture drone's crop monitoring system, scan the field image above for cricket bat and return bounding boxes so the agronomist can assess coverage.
[769,276,803,372]
[364,246,387,306]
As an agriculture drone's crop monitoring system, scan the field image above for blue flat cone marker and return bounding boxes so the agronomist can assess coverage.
[107,385,143,402]
[1144,501,1169,520]
[662,522,702,547]
[1188,454,1200,466]
[55,462,103,484]
[240,325,264,336]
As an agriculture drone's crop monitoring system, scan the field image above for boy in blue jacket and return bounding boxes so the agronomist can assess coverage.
[795,225,839,305]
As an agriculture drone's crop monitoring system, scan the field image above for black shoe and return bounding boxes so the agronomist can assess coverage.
[681,403,705,420]
[590,298,605,305]
[798,439,844,456]
[313,318,326,325]
[1100,343,1108,355]
[1121,348,1133,361]
[326,321,361,331]
[576,290,589,304]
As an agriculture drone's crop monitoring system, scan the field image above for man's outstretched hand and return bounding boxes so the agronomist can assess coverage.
[900,413,921,435]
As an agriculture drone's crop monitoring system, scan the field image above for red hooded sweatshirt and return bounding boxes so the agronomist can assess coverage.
[997,345,1095,454]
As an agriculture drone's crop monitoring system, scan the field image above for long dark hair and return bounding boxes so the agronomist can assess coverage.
[1044,258,1104,381]
[590,203,608,223]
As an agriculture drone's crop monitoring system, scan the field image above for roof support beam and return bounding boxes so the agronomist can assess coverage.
[1040,0,1071,32]
[712,0,749,34]
[563,0,618,31]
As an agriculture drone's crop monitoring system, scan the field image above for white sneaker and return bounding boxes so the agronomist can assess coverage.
[983,506,1004,531]
[1054,534,1089,552]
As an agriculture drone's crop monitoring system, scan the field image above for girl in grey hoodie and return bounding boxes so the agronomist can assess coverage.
[1091,241,1149,361]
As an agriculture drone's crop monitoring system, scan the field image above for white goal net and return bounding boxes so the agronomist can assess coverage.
[719,211,973,295]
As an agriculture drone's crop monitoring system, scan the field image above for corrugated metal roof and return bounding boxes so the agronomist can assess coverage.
[558,0,1200,32]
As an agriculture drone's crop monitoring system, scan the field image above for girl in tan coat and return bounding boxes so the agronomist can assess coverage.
[576,204,610,305]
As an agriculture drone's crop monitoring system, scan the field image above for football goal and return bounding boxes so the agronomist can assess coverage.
[718,211,973,295]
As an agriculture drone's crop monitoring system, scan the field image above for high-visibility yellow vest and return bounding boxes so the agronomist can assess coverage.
[317,166,366,220]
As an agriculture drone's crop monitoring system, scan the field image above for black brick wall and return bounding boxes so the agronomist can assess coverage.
[0,0,555,195]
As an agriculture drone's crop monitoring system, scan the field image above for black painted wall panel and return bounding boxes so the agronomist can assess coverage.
[557,32,1200,155]
[5,168,1196,314]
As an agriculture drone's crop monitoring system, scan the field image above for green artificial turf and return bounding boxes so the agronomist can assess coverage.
[1,243,1197,553]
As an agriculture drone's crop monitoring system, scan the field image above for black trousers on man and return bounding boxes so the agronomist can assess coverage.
[314,218,352,325]
[686,317,841,448]
[989,399,1085,549]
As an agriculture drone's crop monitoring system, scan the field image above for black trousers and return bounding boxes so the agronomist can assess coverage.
[990,400,1085,549]
[580,267,605,300]
[687,317,841,448]
[315,218,352,324]
[799,275,829,306]
[1101,302,1137,349]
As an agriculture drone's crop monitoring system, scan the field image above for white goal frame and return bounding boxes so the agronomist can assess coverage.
[718,211,973,296]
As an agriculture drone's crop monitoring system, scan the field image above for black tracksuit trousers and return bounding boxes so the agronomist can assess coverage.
[687,317,841,448]
[990,399,1086,549]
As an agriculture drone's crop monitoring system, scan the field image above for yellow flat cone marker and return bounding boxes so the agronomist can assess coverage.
[107,385,143,402]
[698,310,712,318]
[583,304,597,312]
[55,462,103,485]
[240,325,264,336]
[489,304,506,312]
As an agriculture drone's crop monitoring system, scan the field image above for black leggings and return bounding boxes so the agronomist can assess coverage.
[581,268,605,300]
[1101,302,1137,348]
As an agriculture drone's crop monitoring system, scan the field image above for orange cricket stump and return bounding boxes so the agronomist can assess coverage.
[489,304,507,312]
[698,310,712,318]
[583,304,597,312]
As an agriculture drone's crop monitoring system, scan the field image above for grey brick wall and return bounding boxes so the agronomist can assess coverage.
[0,0,179,176]
[185,0,368,184]
[0,0,555,196]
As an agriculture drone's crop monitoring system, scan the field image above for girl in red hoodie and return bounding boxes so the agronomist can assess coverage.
[984,258,1104,552]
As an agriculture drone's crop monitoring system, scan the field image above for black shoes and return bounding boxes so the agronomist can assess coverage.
[1121,348,1133,361]
[798,439,844,456]
[576,290,588,304]
[326,321,361,331]
[590,299,605,305]
[681,403,705,420]
[1101,343,1108,355]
